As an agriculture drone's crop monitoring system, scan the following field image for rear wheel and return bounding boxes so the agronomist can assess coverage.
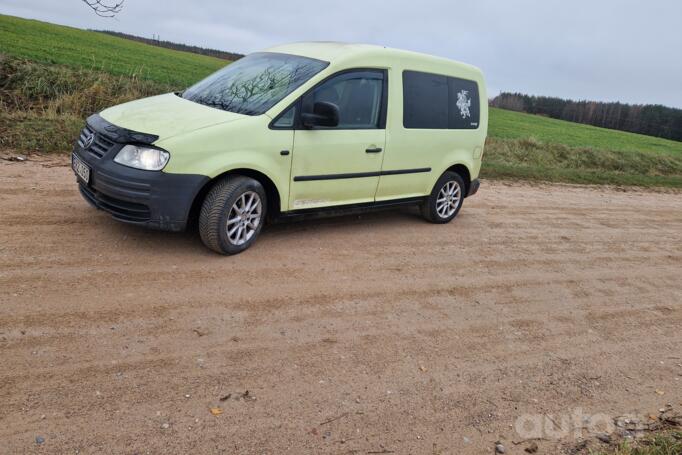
[421,171,465,223]
[199,175,266,255]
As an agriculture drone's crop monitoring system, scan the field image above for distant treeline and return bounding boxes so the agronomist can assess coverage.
[92,30,244,61]
[490,92,682,142]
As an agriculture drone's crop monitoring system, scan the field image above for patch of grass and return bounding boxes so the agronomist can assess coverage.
[489,107,682,157]
[481,137,682,188]
[0,56,171,115]
[0,14,227,87]
[0,111,83,153]
[0,56,169,152]
[0,14,227,153]
[485,107,682,187]
[589,431,682,455]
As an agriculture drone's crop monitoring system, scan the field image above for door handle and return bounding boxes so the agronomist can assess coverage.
[365,147,383,154]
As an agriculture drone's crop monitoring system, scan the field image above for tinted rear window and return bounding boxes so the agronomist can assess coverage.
[402,71,448,129]
[403,70,480,129]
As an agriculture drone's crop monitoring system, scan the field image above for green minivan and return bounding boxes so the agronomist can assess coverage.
[72,42,487,254]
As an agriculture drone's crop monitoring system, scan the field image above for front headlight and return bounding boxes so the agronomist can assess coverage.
[114,145,170,171]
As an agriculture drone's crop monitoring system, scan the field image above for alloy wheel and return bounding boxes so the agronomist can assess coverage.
[436,180,461,219]
[226,191,262,245]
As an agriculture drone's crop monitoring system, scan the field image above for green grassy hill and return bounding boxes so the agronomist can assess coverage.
[484,107,682,187]
[1,14,680,187]
[489,107,682,157]
[0,14,227,86]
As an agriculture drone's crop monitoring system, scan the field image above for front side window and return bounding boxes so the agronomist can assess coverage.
[302,70,384,129]
[182,52,328,116]
[403,70,480,129]
[272,105,296,128]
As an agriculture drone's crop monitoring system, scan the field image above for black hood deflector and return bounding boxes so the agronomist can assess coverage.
[87,114,159,145]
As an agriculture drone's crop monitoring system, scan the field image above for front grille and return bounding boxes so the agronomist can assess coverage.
[79,184,151,222]
[78,125,116,159]
[77,125,91,147]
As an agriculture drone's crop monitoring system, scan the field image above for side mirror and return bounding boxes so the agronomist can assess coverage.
[301,101,339,128]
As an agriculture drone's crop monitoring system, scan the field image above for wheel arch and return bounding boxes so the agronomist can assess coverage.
[188,168,282,227]
[445,163,471,196]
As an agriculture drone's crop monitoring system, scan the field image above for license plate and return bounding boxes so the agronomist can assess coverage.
[72,153,90,183]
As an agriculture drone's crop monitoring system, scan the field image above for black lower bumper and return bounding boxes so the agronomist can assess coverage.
[467,178,480,197]
[74,148,209,232]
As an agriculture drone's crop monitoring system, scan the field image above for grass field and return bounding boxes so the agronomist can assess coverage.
[489,107,682,157]
[589,431,682,455]
[1,14,681,187]
[0,14,227,86]
[483,109,682,187]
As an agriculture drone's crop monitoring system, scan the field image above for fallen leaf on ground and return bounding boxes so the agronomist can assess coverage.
[525,442,538,453]
[210,407,223,416]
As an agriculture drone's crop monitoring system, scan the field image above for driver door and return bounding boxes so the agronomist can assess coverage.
[288,69,387,210]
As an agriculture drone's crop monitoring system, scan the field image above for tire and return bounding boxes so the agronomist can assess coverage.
[421,171,465,224]
[199,175,267,255]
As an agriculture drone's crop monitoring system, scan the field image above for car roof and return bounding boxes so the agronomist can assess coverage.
[263,42,483,77]
[265,42,386,61]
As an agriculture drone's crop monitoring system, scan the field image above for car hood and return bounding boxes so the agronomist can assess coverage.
[99,93,248,142]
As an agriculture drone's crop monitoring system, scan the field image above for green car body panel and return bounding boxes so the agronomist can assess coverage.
[98,42,487,214]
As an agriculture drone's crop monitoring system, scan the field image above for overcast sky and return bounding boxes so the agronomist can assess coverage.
[2,0,681,108]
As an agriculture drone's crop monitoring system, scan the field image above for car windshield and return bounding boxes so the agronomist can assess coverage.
[181,52,328,115]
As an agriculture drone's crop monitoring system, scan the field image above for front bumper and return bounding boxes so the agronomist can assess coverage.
[73,116,209,231]
[467,178,480,197]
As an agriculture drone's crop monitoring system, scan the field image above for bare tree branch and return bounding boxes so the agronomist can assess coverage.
[81,0,125,17]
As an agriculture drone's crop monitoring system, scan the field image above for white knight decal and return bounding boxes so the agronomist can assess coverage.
[456,90,472,119]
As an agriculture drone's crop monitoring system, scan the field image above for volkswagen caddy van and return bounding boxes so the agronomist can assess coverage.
[72,42,487,254]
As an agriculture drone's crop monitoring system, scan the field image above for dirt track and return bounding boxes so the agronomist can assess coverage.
[1,155,681,454]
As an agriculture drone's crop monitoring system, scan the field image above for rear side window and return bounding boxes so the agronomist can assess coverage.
[402,71,448,129]
[403,70,480,129]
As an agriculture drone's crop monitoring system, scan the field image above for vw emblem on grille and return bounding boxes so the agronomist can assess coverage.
[83,131,95,149]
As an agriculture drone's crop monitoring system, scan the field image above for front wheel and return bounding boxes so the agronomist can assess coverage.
[199,176,266,255]
[421,171,465,223]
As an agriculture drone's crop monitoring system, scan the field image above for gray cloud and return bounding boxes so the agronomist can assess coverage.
[2,0,681,107]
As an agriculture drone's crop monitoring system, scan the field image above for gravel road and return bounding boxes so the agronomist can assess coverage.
[1,155,681,454]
